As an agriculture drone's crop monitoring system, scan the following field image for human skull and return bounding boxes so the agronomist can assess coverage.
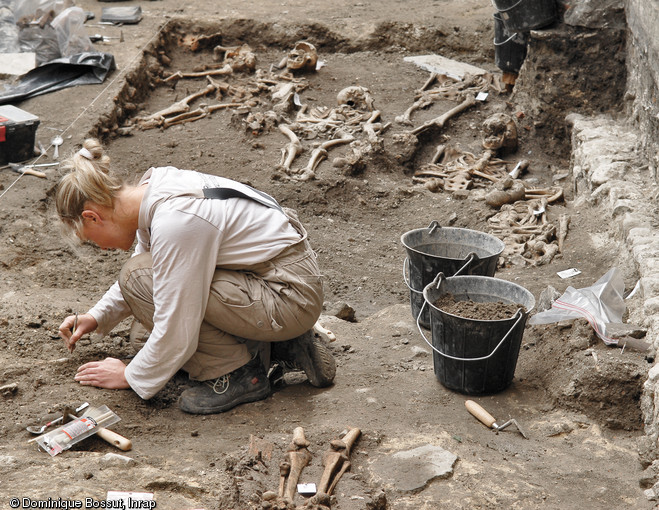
[482,113,518,152]
[286,41,318,72]
[336,86,375,111]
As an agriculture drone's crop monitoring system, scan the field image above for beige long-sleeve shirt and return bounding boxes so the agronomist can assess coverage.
[88,166,301,398]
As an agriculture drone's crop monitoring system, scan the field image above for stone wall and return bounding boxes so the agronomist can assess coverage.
[625,0,659,496]
[625,0,659,176]
[514,0,659,496]
[563,0,659,498]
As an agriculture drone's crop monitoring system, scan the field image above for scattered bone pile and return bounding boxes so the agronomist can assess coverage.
[124,36,569,266]
[406,79,569,268]
[257,426,361,510]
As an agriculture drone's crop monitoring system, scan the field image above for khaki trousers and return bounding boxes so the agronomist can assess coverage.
[119,208,323,381]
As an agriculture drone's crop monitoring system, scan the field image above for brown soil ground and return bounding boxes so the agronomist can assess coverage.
[0,1,653,509]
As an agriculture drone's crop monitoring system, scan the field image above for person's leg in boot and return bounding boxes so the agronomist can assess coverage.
[120,253,271,414]
[203,239,336,388]
[270,329,336,387]
[178,323,271,414]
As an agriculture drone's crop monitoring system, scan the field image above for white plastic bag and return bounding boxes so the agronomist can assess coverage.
[50,6,92,57]
[528,267,625,345]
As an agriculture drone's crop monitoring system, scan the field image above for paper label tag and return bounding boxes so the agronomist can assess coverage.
[297,483,317,494]
[557,268,581,279]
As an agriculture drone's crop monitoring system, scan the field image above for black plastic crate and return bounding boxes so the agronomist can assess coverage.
[0,105,40,165]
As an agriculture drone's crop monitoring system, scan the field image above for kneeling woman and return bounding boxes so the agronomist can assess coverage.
[56,138,335,414]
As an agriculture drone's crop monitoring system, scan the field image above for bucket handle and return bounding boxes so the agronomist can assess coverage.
[402,252,478,293]
[491,0,524,14]
[493,33,519,46]
[416,298,526,362]
[427,220,441,234]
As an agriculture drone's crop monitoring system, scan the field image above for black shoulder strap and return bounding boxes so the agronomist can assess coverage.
[202,186,283,212]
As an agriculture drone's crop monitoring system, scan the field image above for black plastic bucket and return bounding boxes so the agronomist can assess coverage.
[401,221,505,329]
[492,0,557,33]
[493,13,528,73]
[419,273,535,395]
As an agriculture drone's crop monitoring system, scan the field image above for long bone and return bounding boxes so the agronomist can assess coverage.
[277,125,303,172]
[296,131,354,182]
[163,64,233,83]
[136,83,217,129]
[411,94,477,136]
[395,92,436,125]
[363,110,389,146]
[317,427,361,495]
[284,427,312,502]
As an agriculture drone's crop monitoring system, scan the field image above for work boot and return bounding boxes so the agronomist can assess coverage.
[179,356,271,414]
[270,330,336,387]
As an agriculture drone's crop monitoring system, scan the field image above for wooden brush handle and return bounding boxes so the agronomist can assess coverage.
[97,427,132,451]
[465,400,497,429]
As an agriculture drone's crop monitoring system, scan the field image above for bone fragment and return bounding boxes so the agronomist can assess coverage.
[284,448,312,501]
[411,95,477,136]
[467,149,496,179]
[206,102,243,113]
[509,159,530,179]
[317,450,343,495]
[313,321,336,343]
[395,93,435,125]
[162,108,207,128]
[327,461,351,496]
[296,132,354,181]
[163,64,233,83]
[317,427,361,495]
[278,125,303,172]
[278,461,290,498]
[136,84,217,128]
[523,240,560,266]
[363,110,387,146]
[430,144,446,164]
[557,213,570,253]
[290,426,311,450]
[418,72,439,92]
[524,186,564,203]
[485,184,525,208]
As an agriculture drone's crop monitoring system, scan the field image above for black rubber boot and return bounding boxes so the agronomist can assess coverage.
[179,356,271,414]
[270,330,336,387]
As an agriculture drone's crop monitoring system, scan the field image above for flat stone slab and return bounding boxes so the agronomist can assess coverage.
[403,54,487,80]
[370,444,458,493]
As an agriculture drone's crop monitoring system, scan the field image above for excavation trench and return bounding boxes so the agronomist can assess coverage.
[83,17,648,435]
[0,8,652,509]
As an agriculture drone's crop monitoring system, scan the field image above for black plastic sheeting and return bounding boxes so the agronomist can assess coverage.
[0,51,115,105]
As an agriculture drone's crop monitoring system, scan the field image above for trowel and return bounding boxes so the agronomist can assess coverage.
[465,399,528,439]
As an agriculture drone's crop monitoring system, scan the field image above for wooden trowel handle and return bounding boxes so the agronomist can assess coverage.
[465,400,497,429]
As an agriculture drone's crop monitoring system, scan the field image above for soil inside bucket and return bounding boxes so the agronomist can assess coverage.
[433,293,525,320]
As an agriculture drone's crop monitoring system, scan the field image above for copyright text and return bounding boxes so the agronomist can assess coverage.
[8,497,156,509]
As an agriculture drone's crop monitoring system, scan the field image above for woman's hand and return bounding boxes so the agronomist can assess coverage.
[75,357,130,389]
[59,313,98,353]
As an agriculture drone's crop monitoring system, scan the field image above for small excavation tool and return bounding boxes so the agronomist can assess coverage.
[1,162,57,178]
[27,403,132,451]
[465,400,528,439]
[26,402,89,434]
[89,34,123,43]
